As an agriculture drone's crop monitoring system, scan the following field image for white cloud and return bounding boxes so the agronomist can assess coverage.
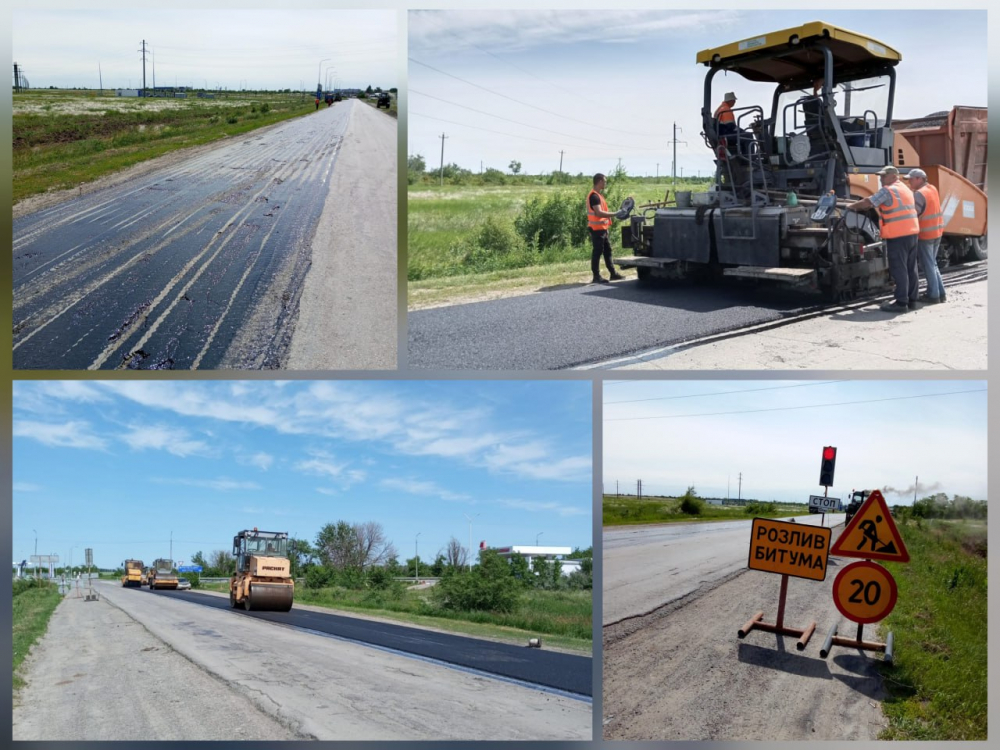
[380,477,471,501]
[238,451,274,471]
[153,477,261,492]
[316,487,338,496]
[121,424,210,458]
[484,441,591,482]
[497,498,590,517]
[295,451,348,479]
[12,482,42,492]
[13,420,108,450]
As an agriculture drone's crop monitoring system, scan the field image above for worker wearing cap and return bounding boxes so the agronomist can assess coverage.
[846,165,920,313]
[714,92,738,138]
[906,168,947,304]
[587,173,625,284]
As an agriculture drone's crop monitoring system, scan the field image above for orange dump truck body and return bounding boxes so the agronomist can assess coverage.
[892,106,987,193]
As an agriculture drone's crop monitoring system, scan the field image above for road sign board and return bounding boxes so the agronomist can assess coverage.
[29,554,58,563]
[808,495,841,513]
[832,560,898,623]
[830,489,909,562]
[748,518,832,581]
[177,565,203,573]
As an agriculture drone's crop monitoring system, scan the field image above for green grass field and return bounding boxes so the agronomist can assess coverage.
[13,89,323,204]
[878,519,987,740]
[603,494,818,526]
[407,177,712,298]
[12,580,63,692]
[198,581,591,652]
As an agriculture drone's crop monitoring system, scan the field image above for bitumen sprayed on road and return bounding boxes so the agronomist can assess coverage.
[13,104,350,370]
[408,281,816,370]
[144,587,592,697]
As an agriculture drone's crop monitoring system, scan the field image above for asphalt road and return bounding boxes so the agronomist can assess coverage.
[13,103,351,370]
[604,513,843,626]
[408,280,815,370]
[144,586,592,697]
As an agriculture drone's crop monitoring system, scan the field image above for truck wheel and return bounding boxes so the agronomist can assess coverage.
[971,235,987,260]
[244,586,253,611]
[230,589,238,608]
[636,267,652,285]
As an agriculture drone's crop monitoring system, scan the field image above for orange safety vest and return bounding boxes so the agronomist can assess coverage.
[876,182,920,239]
[587,189,611,232]
[714,100,735,125]
[915,183,945,240]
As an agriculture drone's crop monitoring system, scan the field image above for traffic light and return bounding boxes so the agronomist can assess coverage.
[819,446,837,487]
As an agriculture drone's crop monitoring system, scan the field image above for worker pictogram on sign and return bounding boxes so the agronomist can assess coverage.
[830,489,909,562]
[832,560,899,624]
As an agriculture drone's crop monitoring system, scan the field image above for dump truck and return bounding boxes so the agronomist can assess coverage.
[121,559,144,587]
[618,21,922,300]
[845,489,870,525]
[230,528,294,612]
[849,105,987,266]
[147,558,179,590]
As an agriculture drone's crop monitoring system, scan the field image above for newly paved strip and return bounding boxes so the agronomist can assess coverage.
[13,103,351,370]
[408,281,814,370]
[144,586,592,697]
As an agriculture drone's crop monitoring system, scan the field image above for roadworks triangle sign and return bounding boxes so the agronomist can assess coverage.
[830,489,909,562]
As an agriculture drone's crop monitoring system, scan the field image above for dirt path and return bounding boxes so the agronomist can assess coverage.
[287,100,397,369]
[603,524,889,741]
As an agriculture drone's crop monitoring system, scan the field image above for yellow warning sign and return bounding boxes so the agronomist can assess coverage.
[748,518,832,581]
[830,489,909,562]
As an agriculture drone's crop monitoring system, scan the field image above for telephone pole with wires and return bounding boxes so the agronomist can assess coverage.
[559,150,565,172]
[668,122,687,190]
[438,132,448,186]
[138,40,149,94]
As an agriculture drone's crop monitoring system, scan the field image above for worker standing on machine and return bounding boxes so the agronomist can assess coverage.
[714,91,738,137]
[846,165,920,313]
[905,168,947,304]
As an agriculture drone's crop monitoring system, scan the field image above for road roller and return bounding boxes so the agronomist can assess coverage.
[230,528,294,612]
[121,559,144,587]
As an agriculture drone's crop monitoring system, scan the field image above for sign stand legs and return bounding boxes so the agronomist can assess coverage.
[738,574,817,650]
[819,621,894,663]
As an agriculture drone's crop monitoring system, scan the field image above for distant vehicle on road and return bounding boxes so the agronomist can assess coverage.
[845,489,870,524]
[376,92,391,109]
[176,578,191,590]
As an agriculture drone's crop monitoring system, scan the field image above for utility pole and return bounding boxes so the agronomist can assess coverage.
[559,150,565,172]
[463,513,479,572]
[668,122,687,191]
[98,62,103,94]
[414,532,420,580]
[138,40,148,94]
[439,132,448,187]
[738,472,743,502]
[616,480,619,498]
[656,163,659,180]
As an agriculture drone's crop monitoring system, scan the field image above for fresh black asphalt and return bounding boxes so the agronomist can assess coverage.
[144,587,592,697]
[408,280,817,369]
[13,104,349,370]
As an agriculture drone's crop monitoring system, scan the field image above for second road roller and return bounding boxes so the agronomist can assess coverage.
[230,528,294,612]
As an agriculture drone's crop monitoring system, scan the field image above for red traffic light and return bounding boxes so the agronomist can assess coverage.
[823,446,836,460]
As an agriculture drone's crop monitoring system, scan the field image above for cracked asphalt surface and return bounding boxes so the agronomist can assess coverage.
[13,102,352,370]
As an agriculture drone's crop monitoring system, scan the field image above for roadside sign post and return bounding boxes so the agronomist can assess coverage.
[739,518,832,650]
[84,547,98,601]
[820,490,907,662]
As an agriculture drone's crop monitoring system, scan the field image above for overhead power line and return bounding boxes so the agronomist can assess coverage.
[410,89,663,151]
[604,388,987,422]
[605,380,848,405]
[410,57,666,140]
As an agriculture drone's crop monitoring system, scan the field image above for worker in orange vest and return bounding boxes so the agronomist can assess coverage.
[905,168,947,303]
[714,91,738,138]
[846,165,921,313]
[587,173,626,284]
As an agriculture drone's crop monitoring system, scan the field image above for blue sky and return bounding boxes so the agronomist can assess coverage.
[408,9,988,177]
[12,381,592,570]
[603,380,987,505]
[12,10,397,91]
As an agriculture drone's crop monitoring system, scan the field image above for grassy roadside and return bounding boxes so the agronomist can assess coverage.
[603,494,831,526]
[12,580,63,691]
[197,582,591,653]
[13,91,318,204]
[878,519,987,740]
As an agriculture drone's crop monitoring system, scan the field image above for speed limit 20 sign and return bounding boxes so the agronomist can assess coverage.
[832,560,898,624]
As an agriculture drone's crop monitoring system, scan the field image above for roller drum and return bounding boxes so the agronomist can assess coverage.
[245,582,293,612]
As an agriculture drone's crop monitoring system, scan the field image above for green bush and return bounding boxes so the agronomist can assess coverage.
[460,215,528,271]
[679,486,704,515]
[432,550,522,613]
[514,192,588,251]
[305,565,334,590]
[182,571,201,589]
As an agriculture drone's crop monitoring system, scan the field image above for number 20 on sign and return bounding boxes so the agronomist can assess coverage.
[833,560,898,624]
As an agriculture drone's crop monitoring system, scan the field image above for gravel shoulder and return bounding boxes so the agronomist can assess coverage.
[603,523,889,741]
[13,589,302,741]
[15,581,589,741]
[287,100,397,370]
[610,274,986,370]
